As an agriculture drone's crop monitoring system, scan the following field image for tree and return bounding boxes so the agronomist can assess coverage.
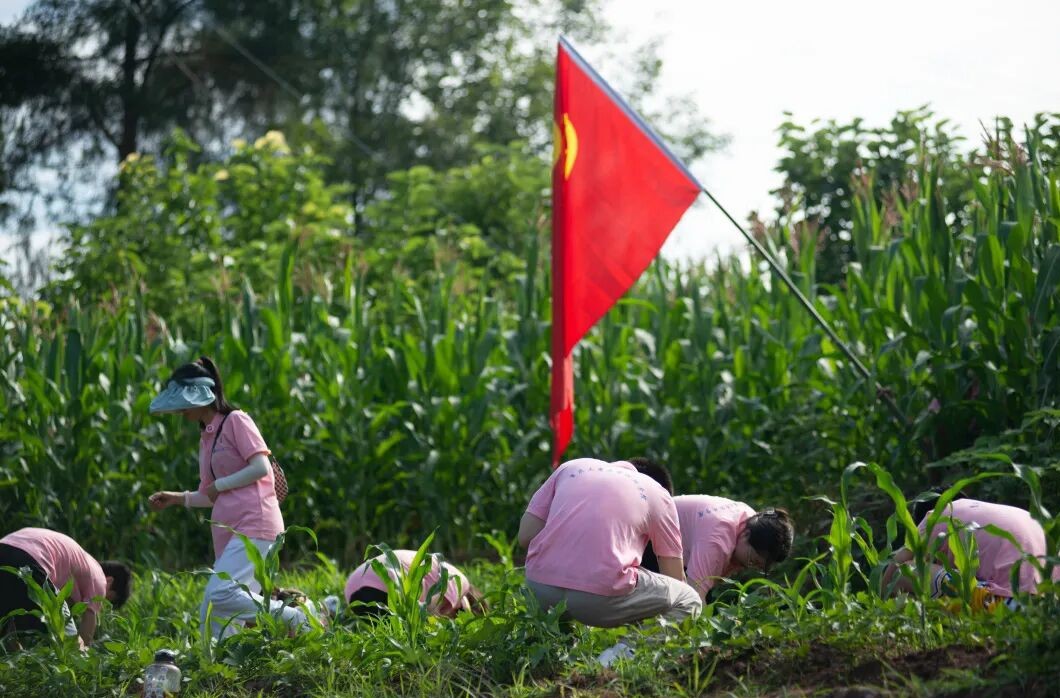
[773,107,966,285]
[0,0,222,291]
[773,110,1060,285]
[43,129,352,322]
[44,131,554,322]
[1,0,727,293]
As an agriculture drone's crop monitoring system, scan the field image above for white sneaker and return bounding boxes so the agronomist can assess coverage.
[597,640,634,667]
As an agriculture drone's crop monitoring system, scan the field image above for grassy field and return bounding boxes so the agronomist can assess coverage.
[3,493,1059,698]
[1,559,1057,697]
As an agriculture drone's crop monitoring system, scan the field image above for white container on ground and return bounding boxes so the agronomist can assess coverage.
[143,649,181,697]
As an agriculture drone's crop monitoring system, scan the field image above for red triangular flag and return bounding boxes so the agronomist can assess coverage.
[551,37,701,465]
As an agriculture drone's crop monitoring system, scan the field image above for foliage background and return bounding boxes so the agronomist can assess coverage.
[2,116,1059,568]
[3,4,1059,695]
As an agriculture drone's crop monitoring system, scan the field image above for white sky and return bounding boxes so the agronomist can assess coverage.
[594,0,1060,260]
[3,0,1059,262]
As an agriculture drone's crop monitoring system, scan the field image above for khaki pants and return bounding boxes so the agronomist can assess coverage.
[526,569,702,628]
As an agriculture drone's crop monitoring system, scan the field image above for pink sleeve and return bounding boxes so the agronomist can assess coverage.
[74,558,108,614]
[227,412,271,462]
[686,536,735,599]
[525,465,565,520]
[441,562,470,609]
[648,493,683,560]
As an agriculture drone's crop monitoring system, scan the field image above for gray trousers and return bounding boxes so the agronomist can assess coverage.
[526,569,702,628]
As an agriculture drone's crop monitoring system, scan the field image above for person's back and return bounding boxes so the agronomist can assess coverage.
[519,457,701,629]
[674,495,755,596]
[1,528,106,610]
[921,498,1055,596]
[0,527,130,647]
[526,458,670,595]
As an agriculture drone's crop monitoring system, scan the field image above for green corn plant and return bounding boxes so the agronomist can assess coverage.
[4,123,1060,575]
[739,553,827,622]
[366,534,444,660]
[0,567,82,656]
[937,519,982,611]
[850,462,1001,603]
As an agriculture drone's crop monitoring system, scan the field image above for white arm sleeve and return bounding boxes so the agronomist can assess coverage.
[184,490,213,508]
[214,453,271,492]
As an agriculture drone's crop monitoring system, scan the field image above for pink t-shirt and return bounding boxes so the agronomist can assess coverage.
[524,458,683,597]
[675,495,755,599]
[918,498,1058,597]
[1,528,107,613]
[344,550,472,616]
[199,410,284,559]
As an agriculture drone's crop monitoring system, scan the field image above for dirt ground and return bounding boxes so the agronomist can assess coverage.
[700,641,1046,697]
[551,641,1049,697]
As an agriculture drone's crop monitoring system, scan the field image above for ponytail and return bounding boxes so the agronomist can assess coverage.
[196,356,235,414]
[746,506,795,569]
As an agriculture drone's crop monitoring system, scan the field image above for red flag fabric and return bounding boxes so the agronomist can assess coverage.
[551,37,701,465]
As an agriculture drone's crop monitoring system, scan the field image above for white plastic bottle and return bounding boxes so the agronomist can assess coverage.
[143,649,181,697]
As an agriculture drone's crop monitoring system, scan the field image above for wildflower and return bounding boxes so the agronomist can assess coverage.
[119,152,141,171]
[253,130,289,153]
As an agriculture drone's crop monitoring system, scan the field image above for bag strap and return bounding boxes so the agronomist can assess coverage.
[209,411,233,481]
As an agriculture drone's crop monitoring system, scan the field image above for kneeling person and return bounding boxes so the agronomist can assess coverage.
[345,549,486,618]
[666,496,794,601]
[518,457,701,628]
[0,527,131,647]
[886,498,1059,607]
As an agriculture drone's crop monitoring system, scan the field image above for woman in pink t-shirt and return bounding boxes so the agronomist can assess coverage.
[344,549,487,618]
[671,496,795,601]
[147,357,307,638]
[0,527,132,648]
[518,457,703,628]
[631,461,796,601]
[885,496,1059,607]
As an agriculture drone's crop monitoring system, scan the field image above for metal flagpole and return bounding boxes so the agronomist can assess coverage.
[698,186,911,430]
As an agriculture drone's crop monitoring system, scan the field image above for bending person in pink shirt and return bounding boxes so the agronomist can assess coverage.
[885,496,1059,606]
[147,357,307,638]
[518,457,701,628]
[344,549,487,618]
[642,494,795,601]
[0,527,131,648]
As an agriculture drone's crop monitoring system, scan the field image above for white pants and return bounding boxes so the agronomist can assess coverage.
[201,536,306,639]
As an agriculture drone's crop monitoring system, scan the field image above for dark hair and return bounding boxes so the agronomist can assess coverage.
[348,586,389,618]
[100,561,132,609]
[746,508,794,569]
[166,356,235,419]
[628,457,673,494]
[910,486,967,525]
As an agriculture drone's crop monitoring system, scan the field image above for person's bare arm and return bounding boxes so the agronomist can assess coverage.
[77,608,98,645]
[657,556,686,583]
[517,513,547,549]
[148,490,213,509]
[882,547,915,595]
